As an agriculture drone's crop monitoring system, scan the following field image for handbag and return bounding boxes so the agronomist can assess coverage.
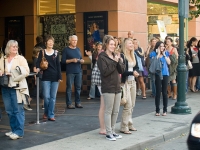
[91,63,101,85]
[40,50,48,70]
[120,84,127,106]
[142,66,148,77]
[187,60,193,69]
[0,59,9,87]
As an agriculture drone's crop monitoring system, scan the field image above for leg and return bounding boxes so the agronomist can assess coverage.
[98,86,106,134]
[74,73,82,105]
[121,82,131,132]
[155,74,161,114]
[42,81,51,116]
[2,87,25,136]
[128,80,137,129]
[192,76,197,91]
[1,87,16,132]
[103,93,115,135]
[162,76,168,113]
[138,76,146,97]
[48,82,59,119]
[66,74,75,105]
[111,93,121,134]
[196,76,200,90]
[88,83,95,99]
[150,73,156,96]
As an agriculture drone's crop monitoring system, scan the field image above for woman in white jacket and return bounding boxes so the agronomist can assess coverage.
[0,40,30,140]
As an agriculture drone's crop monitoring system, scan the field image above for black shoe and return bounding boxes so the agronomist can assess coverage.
[67,104,75,109]
[75,104,83,108]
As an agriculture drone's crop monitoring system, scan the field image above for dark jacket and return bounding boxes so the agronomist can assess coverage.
[97,52,125,94]
[120,53,139,83]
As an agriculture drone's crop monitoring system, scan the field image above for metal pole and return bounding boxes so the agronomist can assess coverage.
[171,0,191,114]
[36,75,40,124]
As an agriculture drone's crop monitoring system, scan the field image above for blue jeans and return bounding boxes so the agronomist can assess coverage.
[150,73,156,96]
[196,76,200,90]
[1,87,24,136]
[66,73,82,105]
[42,81,59,118]
[89,83,95,98]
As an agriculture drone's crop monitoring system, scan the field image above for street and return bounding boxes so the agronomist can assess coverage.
[149,133,188,150]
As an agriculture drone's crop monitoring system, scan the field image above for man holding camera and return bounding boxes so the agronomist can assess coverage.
[61,35,84,109]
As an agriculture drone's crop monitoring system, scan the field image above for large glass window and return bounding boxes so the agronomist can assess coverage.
[38,0,75,15]
[147,2,179,41]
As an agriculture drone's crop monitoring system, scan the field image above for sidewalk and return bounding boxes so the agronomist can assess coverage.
[24,92,199,150]
[0,91,199,150]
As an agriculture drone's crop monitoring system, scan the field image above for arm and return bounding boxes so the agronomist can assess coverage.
[61,48,77,64]
[116,59,125,74]
[174,48,179,59]
[19,56,30,77]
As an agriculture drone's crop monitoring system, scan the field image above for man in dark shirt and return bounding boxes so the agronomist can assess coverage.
[61,35,84,109]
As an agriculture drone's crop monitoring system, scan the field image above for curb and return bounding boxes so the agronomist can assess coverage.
[123,125,189,150]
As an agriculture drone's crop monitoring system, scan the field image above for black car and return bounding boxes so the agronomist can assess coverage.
[187,111,200,150]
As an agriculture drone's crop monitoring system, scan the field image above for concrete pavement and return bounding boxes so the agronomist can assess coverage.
[22,92,200,150]
[0,91,199,150]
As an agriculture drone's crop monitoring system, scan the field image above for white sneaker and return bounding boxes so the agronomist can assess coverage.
[106,134,116,141]
[9,133,23,140]
[113,133,122,139]
[23,105,32,111]
[5,131,13,137]
[137,89,142,96]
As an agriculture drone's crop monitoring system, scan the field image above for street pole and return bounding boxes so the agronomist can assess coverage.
[171,0,191,114]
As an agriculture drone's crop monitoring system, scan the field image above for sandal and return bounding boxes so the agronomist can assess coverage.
[162,112,167,116]
[120,130,132,134]
[129,127,137,131]
[142,96,147,99]
[155,113,160,116]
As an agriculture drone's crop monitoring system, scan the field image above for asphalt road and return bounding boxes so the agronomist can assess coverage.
[149,133,188,150]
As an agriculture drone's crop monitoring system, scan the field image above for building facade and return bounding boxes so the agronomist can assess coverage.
[0,0,200,93]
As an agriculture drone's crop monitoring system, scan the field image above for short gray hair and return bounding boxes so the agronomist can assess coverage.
[69,35,78,41]
[5,40,18,56]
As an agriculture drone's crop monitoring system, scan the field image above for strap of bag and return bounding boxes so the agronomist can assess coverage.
[3,58,6,74]
[42,50,45,58]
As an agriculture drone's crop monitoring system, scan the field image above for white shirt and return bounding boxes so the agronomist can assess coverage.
[128,62,135,81]
[7,59,13,72]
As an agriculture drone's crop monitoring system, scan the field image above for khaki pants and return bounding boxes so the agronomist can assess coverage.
[103,93,121,135]
[120,80,136,132]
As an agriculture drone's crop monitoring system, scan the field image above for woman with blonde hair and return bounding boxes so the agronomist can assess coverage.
[0,40,30,140]
[120,38,139,134]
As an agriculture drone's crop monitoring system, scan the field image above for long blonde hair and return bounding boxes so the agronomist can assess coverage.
[122,38,136,67]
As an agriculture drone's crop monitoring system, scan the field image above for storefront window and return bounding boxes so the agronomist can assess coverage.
[59,0,75,14]
[38,0,75,15]
[147,2,179,41]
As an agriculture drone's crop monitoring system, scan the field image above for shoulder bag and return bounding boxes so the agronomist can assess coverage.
[40,50,48,70]
[0,58,9,87]
[187,60,193,69]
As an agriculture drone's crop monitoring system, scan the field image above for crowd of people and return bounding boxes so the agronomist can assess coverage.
[0,31,200,141]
